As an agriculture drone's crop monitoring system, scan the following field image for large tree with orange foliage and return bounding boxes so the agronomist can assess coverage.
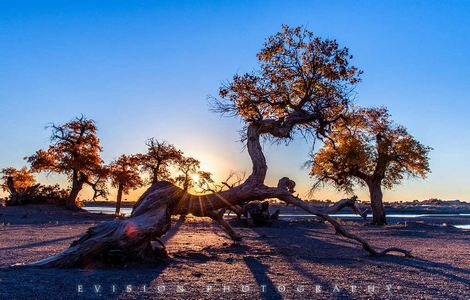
[109,154,144,215]
[25,116,105,209]
[310,107,431,225]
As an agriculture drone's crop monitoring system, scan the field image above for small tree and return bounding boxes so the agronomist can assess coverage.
[139,138,183,184]
[1,167,36,195]
[309,107,431,225]
[109,154,143,215]
[190,170,214,193]
[86,166,110,201]
[175,157,205,191]
[26,116,104,209]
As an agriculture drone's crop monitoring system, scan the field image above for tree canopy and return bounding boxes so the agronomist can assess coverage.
[175,156,212,192]
[139,138,183,184]
[0,167,36,194]
[214,25,361,141]
[25,116,104,208]
[26,116,102,176]
[109,154,143,195]
[310,107,431,191]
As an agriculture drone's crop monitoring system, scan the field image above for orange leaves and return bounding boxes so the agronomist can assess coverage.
[214,25,360,142]
[26,116,103,180]
[109,154,143,194]
[0,166,36,193]
[26,148,59,173]
[24,116,107,202]
[310,106,431,191]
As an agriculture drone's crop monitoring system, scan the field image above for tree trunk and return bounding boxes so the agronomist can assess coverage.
[6,176,18,197]
[27,125,409,268]
[152,167,159,184]
[367,179,386,225]
[67,174,84,210]
[115,184,123,216]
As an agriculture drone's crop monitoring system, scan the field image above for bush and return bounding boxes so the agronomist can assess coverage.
[6,184,68,206]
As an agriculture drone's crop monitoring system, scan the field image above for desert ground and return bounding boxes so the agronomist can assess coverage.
[0,205,469,299]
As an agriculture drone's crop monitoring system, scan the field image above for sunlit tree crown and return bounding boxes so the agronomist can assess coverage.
[215,25,362,140]
[26,116,103,180]
[310,107,432,192]
[0,167,36,193]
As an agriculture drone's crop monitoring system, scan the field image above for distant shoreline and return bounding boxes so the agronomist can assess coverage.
[83,199,470,216]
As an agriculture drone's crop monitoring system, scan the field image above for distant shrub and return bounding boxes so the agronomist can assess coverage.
[6,184,68,206]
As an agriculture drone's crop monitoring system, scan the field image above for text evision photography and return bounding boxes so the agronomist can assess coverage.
[0,1,469,299]
[76,283,397,296]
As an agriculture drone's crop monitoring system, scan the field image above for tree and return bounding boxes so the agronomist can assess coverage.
[86,166,110,201]
[109,154,144,215]
[139,138,183,184]
[175,157,199,191]
[29,26,410,268]
[1,167,36,195]
[25,116,105,209]
[309,107,431,225]
[192,170,216,193]
[175,156,213,192]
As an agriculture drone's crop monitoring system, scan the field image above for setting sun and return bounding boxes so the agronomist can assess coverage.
[191,173,200,184]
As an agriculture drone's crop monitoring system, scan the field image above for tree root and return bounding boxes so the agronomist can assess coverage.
[323,196,368,221]
[207,211,242,241]
[276,189,412,258]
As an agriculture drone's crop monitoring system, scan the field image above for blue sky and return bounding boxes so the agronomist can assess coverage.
[1,0,469,201]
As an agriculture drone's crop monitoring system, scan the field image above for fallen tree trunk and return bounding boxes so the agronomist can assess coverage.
[28,182,173,268]
[27,180,410,268]
[27,125,411,268]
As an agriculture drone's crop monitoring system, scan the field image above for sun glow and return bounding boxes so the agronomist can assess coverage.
[191,173,200,183]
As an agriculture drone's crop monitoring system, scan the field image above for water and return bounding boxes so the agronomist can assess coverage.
[83,206,470,229]
[280,213,470,219]
[84,206,132,216]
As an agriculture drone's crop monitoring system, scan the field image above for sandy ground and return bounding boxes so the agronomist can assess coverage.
[0,205,469,300]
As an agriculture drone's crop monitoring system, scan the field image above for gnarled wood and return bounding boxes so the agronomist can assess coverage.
[28,182,173,268]
[242,201,280,227]
[325,196,368,221]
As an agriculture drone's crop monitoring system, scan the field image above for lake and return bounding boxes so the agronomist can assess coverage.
[83,206,470,229]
